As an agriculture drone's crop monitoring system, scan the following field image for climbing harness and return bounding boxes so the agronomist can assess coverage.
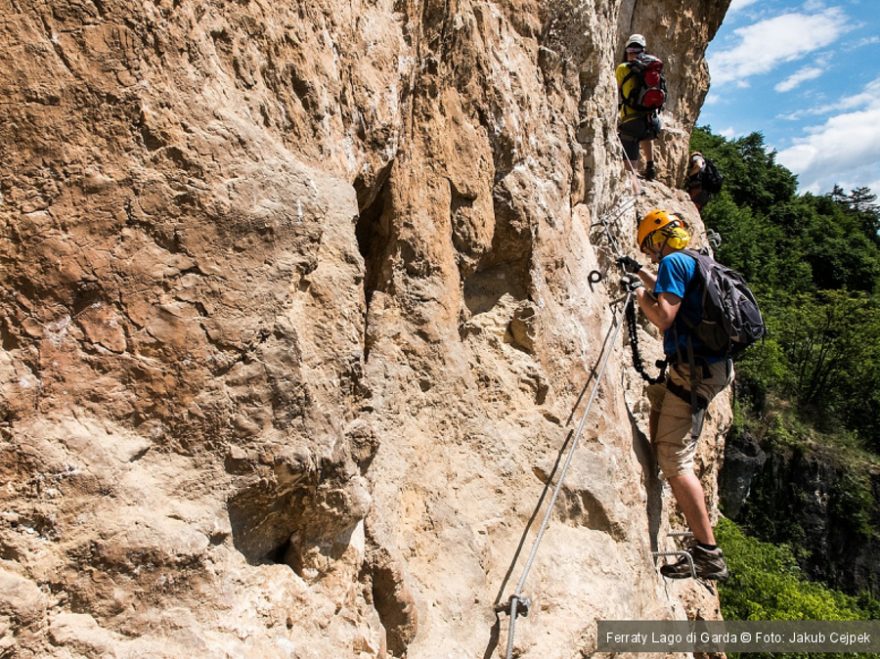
[497,282,638,658]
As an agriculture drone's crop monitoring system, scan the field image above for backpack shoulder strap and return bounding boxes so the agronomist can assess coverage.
[620,65,641,106]
[682,247,710,262]
[680,249,708,290]
[620,68,637,87]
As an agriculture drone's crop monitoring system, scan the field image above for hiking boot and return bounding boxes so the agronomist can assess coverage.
[660,545,729,581]
[643,162,656,181]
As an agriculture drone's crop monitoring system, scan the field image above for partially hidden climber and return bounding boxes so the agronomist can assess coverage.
[616,33,666,181]
[618,209,732,580]
[683,152,723,213]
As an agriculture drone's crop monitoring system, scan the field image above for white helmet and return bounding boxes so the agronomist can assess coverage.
[626,33,647,49]
[688,152,706,177]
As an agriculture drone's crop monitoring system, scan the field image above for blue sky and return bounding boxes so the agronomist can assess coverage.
[698,0,880,195]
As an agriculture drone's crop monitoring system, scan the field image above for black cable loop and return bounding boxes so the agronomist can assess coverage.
[624,294,666,385]
[593,196,667,385]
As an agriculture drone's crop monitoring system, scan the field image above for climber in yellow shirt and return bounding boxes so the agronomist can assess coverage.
[615,34,664,181]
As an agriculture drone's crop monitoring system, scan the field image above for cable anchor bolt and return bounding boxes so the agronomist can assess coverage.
[494,594,532,618]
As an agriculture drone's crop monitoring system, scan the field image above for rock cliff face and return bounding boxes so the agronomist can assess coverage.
[0,1,730,656]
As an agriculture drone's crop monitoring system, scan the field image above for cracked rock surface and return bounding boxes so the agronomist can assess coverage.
[1,0,731,656]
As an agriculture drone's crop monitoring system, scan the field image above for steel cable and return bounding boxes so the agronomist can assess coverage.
[504,288,634,658]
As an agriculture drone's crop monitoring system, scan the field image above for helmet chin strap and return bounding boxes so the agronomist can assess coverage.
[646,233,670,260]
[658,239,670,259]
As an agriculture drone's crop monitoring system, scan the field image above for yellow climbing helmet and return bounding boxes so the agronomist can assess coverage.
[637,209,690,252]
[637,208,672,246]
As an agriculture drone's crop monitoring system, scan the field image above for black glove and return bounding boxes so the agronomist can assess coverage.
[617,255,642,273]
[619,274,644,292]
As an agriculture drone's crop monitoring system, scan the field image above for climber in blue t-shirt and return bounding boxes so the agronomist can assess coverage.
[617,208,733,581]
[652,250,724,364]
[654,250,699,355]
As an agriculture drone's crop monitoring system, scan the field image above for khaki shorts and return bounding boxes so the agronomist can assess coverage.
[647,360,733,478]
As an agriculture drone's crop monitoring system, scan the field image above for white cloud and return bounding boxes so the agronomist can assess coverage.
[709,9,849,86]
[850,36,880,49]
[782,77,880,119]
[803,0,827,11]
[719,127,737,139]
[727,0,760,12]
[777,82,880,193]
[774,65,824,92]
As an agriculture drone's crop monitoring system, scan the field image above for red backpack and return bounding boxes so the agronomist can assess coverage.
[621,53,667,111]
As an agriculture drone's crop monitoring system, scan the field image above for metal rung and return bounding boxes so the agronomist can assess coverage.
[593,197,634,225]
[652,550,696,579]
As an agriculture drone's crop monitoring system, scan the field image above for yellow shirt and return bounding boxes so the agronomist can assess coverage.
[616,61,644,122]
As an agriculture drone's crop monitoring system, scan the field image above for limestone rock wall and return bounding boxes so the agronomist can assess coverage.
[0,0,730,656]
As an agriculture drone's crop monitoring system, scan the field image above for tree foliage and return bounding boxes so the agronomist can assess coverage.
[716,518,879,659]
[717,518,871,621]
[692,126,880,621]
[691,126,880,447]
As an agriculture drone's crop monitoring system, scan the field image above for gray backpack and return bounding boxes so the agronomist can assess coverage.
[683,249,766,356]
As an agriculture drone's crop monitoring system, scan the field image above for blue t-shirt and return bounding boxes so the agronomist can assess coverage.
[653,251,721,361]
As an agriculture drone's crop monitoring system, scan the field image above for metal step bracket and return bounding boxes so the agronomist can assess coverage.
[653,532,697,579]
[652,550,696,579]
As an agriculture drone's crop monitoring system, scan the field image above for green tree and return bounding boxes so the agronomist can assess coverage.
[716,518,877,659]
[691,126,880,610]
[690,126,880,442]
[843,186,880,239]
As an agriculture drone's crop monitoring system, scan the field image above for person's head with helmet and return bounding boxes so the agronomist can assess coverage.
[637,208,690,262]
[688,152,706,178]
[623,33,647,62]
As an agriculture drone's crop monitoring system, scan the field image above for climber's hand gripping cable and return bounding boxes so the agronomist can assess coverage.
[616,255,643,274]
[619,273,643,292]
